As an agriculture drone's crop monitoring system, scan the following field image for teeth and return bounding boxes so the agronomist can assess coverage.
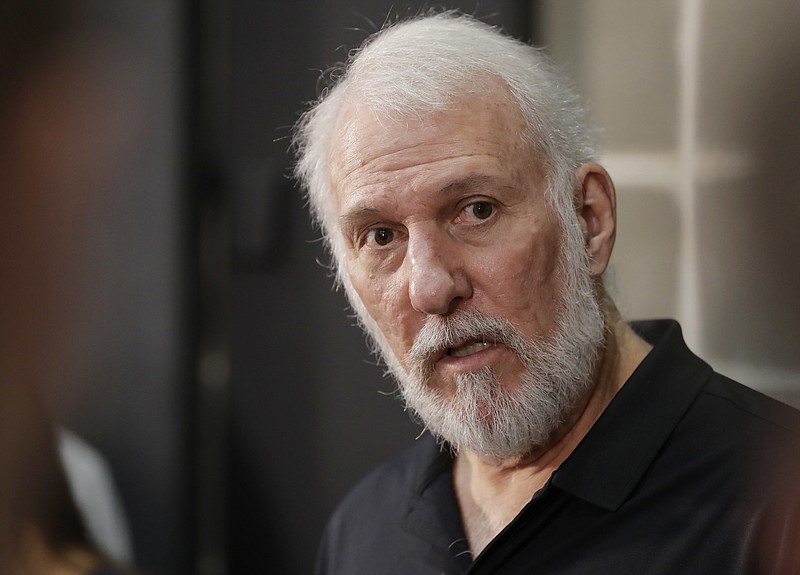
[449,341,490,358]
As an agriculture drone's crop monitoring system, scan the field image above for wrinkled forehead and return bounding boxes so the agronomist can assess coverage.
[326,83,533,192]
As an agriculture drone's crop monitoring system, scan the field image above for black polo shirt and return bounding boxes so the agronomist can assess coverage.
[316,320,800,574]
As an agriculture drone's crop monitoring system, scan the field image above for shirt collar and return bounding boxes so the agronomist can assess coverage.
[551,319,714,510]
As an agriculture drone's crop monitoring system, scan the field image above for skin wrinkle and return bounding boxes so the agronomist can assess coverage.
[344,198,559,377]
[330,93,529,187]
[338,174,521,253]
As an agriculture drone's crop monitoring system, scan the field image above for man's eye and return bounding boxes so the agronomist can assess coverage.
[367,228,394,246]
[467,202,494,220]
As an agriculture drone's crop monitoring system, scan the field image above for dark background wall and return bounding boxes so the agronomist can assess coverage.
[224,2,532,574]
[41,3,533,575]
[41,2,800,575]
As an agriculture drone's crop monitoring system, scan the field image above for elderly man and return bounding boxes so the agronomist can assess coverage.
[292,12,800,575]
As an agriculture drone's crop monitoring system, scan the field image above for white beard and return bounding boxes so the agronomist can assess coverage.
[387,229,605,460]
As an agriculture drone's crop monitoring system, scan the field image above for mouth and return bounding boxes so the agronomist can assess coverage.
[445,337,496,358]
[407,313,513,375]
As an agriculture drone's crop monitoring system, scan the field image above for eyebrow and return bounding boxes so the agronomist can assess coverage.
[339,206,383,234]
[438,174,503,194]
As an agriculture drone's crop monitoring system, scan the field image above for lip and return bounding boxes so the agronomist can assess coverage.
[427,337,490,364]
[435,340,506,374]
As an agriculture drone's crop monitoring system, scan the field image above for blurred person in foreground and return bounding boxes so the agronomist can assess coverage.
[0,379,118,575]
[292,11,800,575]
[1,2,142,573]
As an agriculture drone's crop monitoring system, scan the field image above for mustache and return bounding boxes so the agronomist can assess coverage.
[407,310,529,372]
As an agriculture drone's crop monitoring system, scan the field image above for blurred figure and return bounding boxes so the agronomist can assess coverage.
[59,430,134,567]
[0,378,114,574]
[1,1,142,573]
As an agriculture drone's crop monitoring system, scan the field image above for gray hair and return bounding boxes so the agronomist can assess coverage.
[292,11,596,284]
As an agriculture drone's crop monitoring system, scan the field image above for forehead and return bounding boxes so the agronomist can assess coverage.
[327,86,534,199]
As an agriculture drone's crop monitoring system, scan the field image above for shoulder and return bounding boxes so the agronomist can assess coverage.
[327,434,440,532]
[666,371,800,506]
[702,373,800,435]
[631,319,800,447]
[692,372,800,450]
[316,434,444,574]
[698,376,800,573]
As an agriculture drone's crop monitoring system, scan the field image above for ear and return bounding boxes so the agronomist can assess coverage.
[575,162,617,277]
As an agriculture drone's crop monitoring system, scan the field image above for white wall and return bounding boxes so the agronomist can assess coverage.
[538,0,800,404]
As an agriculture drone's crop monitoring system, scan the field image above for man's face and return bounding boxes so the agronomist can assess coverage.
[328,90,603,458]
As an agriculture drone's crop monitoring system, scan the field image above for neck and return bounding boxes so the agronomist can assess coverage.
[454,307,652,556]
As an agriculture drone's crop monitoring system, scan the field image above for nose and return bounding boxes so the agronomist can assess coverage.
[406,230,472,316]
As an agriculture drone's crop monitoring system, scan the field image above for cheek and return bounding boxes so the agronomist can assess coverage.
[475,233,563,323]
[347,263,419,351]
[347,261,386,314]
